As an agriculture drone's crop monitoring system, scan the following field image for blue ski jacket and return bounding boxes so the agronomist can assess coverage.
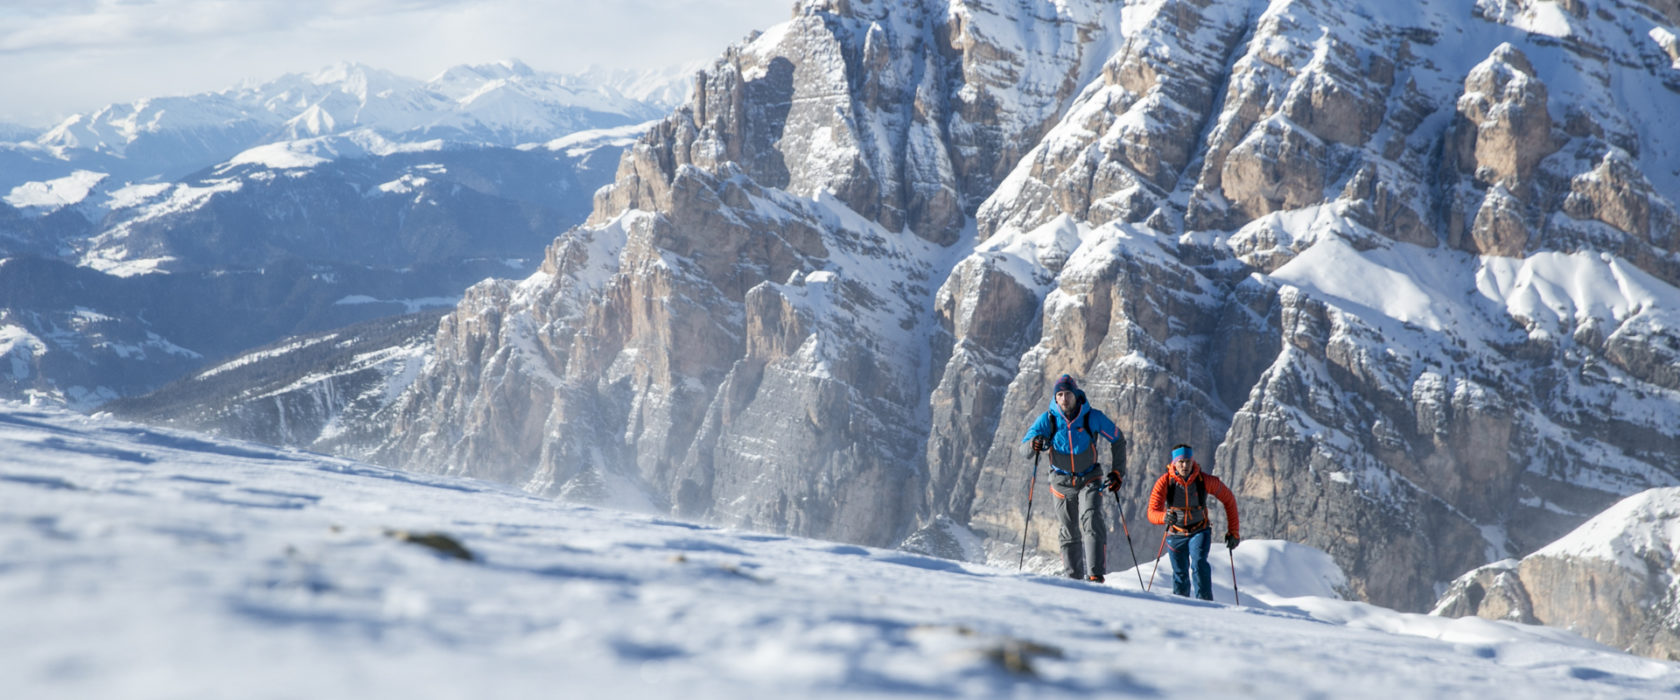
[1020,395,1121,457]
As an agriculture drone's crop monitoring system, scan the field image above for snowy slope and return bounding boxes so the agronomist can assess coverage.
[3,403,1676,699]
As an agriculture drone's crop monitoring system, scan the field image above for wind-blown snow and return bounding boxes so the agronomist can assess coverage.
[2,404,1675,699]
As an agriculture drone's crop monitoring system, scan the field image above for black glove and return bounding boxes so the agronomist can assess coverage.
[1104,470,1122,493]
[1163,510,1181,528]
[1225,532,1240,550]
[1030,436,1049,453]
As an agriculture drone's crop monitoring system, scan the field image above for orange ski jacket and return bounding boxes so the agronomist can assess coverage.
[1146,461,1239,537]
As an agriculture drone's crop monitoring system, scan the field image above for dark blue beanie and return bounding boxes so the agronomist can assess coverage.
[1053,374,1078,395]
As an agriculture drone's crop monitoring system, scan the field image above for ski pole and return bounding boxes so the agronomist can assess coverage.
[1228,543,1241,606]
[1112,491,1144,590]
[1017,450,1041,570]
[1145,528,1167,591]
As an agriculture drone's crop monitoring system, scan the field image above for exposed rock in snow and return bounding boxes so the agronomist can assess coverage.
[1435,487,1680,661]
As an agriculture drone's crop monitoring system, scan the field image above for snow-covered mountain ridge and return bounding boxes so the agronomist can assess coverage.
[4,401,1677,698]
[0,59,696,244]
[6,59,687,193]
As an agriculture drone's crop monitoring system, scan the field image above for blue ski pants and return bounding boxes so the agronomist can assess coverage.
[1167,529,1212,600]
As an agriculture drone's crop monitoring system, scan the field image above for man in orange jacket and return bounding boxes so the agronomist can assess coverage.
[1146,444,1239,600]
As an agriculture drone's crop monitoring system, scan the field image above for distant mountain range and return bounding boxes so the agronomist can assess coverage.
[0,59,699,408]
[2,59,699,215]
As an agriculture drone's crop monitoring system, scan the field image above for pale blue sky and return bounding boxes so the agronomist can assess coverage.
[0,0,790,127]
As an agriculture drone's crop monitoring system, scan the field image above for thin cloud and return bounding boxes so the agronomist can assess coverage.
[0,0,473,53]
[0,0,789,125]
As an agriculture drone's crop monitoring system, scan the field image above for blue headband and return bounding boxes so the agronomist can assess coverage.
[1171,446,1192,460]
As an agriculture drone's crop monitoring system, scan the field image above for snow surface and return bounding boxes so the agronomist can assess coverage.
[103,182,173,210]
[4,169,107,209]
[2,403,1676,699]
[533,120,658,156]
[1478,251,1674,335]
[0,324,49,380]
[225,143,330,170]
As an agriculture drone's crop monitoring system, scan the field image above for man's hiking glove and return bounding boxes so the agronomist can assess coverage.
[1104,470,1122,493]
[1224,532,1240,550]
[1163,511,1182,528]
[1030,436,1049,453]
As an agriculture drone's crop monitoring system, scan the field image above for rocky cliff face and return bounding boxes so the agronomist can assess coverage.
[371,0,1680,613]
[1433,487,1680,661]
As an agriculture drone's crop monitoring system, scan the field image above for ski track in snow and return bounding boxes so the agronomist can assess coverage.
[1,403,1676,699]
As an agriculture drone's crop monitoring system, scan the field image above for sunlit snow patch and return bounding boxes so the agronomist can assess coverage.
[4,170,107,210]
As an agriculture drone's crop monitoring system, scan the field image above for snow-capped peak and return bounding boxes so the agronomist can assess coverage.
[429,59,538,88]
[306,61,419,96]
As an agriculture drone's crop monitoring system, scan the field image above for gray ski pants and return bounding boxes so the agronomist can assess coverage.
[1049,472,1106,578]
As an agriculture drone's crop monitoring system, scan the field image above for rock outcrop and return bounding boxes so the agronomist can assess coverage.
[1434,488,1680,661]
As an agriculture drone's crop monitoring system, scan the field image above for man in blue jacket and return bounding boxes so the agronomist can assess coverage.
[1021,374,1128,582]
